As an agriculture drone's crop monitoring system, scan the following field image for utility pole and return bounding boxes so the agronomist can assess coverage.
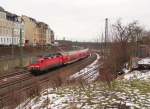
[11,28,14,58]
[104,18,108,59]
[101,33,104,56]
[19,28,23,67]
[105,18,108,48]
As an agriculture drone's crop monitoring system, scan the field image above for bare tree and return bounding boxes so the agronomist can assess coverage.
[100,19,144,87]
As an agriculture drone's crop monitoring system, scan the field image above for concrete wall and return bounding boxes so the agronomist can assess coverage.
[0,56,34,74]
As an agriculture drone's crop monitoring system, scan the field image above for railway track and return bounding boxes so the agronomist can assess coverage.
[0,54,97,109]
[0,70,28,80]
[69,54,100,83]
[0,70,32,89]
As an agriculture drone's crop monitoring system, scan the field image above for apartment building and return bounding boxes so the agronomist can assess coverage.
[21,15,37,46]
[0,7,54,46]
[35,22,48,45]
[0,7,25,46]
[22,16,54,46]
[46,27,54,45]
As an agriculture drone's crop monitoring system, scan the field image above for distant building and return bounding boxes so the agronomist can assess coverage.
[138,45,150,58]
[46,29,55,45]
[0,7,54,46]
[22,16,54,46]
[0,7,25,46]
[50,30,55,44]
[21,15,37,46]
[35,22,48,45]
[46,27,52,45]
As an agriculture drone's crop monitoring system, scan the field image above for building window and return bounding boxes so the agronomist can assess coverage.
[1,38,3,43]
[14,38,16,44]
[9,38,10,44]
[1,38,2,43]
[7,38,9,43]
[4,38,5,43]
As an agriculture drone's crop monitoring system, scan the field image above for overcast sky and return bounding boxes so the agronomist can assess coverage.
[1,0,150,41]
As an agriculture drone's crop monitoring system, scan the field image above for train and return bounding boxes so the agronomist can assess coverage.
[28,49,90,74]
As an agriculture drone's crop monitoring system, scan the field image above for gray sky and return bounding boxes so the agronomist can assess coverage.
[1,0,150,41]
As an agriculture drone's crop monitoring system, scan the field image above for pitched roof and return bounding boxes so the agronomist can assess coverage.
[0,6,5,12]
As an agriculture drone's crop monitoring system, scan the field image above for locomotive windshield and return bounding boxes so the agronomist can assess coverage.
[31,57,39,64]
[44,53,62,58]
[30,53,62,64]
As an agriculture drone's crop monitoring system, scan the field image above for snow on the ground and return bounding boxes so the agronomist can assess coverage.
[138,57,150,65]
[16,81,150,109]
[122,68,130,74]
[16,54,150,109]
[124,70,150,81]
[69,53,100,83]
[123,57,150,81]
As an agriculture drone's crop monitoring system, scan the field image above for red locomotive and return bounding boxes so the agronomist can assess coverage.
[28,49,90,73]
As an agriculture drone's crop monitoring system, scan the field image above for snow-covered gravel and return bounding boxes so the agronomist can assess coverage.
[124,70,150,81]
[16,81,150,109]
[69,53,100,83]
[138,57,150,65]
[123,57,150,81]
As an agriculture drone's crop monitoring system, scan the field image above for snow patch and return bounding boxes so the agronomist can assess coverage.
[69,53,100,83]
[124,70,150,80]
[138,57,150,65]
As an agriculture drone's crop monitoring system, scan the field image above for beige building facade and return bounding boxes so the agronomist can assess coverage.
[22,16,54,46]
[35,22,48,45]
[22,15,37,46]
